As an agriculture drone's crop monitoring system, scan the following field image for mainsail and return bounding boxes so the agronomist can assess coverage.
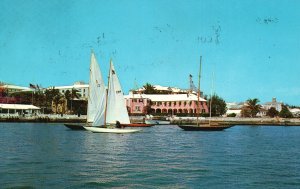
[105,60,130,124]
[87,52,106,126]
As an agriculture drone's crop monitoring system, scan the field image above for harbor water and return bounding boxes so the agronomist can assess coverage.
[1,123,300,188]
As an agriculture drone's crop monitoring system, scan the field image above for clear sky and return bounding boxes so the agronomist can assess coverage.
[1,0,300,105]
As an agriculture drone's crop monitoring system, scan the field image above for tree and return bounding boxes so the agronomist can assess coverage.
[143,83,157,94]
[279,105,293,118]
[241,106,251,117]
[266,107,279,118]
[64,90,71,112]
[70,88,81,114]
[244,98,261,117]
[207,94,227,116]
[53,93,63,113]
[44,87,60,113]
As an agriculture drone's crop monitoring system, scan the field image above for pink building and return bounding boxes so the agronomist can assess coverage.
[124,92,208,115]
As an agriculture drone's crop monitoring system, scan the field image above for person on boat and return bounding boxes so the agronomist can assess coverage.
[116,120,122,128]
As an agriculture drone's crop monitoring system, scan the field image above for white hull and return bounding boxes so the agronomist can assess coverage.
[83,126,140,133]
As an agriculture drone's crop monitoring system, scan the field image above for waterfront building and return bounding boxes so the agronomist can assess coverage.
[289,108,300,117]
[124,91,208,115]
[225,102,243,117]
[0,84,32,104]
[1,84,31,94]
[0,103,40,116]
[50,81,89,100]
[134,85,191,94]
[262,98,283,112]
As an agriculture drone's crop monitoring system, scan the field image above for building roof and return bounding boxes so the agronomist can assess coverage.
[0,104,40,110]
[2,85,31,90]
[290,108,300,113]
[135,84,190,93]
[49,84,89,90]
[124,93,206,102]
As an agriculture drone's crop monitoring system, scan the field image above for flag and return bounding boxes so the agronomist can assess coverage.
[29,83,37,89]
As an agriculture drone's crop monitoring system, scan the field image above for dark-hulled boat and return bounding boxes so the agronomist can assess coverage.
[178,124,233,131]
[64,123,86,130]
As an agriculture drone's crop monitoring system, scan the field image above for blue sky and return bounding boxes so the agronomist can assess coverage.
[1,0,300,105]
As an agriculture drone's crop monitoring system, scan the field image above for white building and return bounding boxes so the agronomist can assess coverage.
[2,84,32,93]
[50,81,89,100]
[290,108,300,117]
[134,85,191,94]
[262,98,283,112]
[0,104,40,116]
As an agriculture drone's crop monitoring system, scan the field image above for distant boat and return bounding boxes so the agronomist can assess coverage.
[178,122,233,131]
[145,119,170,125]
[83,54,140,133]
[177,56,232,131]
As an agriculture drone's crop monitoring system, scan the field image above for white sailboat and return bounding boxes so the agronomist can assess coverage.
[84,54,140,133]
[86,52,107,126]
[64,52,105,130]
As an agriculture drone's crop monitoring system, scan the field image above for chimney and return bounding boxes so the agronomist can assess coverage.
[272,97,276,103]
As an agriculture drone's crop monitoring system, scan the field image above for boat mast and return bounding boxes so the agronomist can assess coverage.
[86,50,93,124]
[103,59,112,127]
[197,56,202,126]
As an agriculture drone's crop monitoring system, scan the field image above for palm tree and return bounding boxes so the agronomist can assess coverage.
[53,93,63,114]
[64,90,71,113]
[70,88,81,114]
[44,87,60,113]
[245,98,262,117]
[143,83,157,94]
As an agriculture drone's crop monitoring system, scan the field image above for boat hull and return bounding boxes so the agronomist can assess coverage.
[121,123,155,127]
[83,126,141,133]
[64,123,86,130]
[178,125,233,131]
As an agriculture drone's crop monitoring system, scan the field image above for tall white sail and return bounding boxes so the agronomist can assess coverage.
[87,52,106,126]
[106,60,130,124]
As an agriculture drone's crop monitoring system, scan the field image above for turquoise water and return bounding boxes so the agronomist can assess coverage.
[0,123,300,188]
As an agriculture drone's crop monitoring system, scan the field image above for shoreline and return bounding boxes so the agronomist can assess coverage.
[0,115,300,126]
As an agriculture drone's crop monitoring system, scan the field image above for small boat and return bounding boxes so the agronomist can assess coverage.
[178,124,233,131]
[145,120,170,125]
[121,123,155,127]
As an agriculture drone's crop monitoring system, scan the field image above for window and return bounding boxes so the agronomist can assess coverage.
[135,106,140,111]
[179,101,181,106]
